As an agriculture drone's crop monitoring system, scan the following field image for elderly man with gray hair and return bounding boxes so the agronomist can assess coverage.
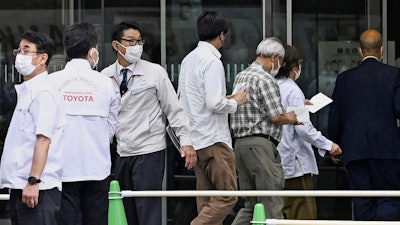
[230,37,300,224]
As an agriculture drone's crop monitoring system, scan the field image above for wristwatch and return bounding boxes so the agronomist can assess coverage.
[28,176,41,185]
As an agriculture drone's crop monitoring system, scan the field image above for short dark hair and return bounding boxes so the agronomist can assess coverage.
[20,30,55,65]
[197,10,229,41]
[276,45,302,79]
[63,23,98,59]
[111,21,142,53]
[111,21,141,41]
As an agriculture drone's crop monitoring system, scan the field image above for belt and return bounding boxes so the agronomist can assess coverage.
[238,134,279,147]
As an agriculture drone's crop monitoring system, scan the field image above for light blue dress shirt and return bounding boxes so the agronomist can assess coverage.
[276,77,333,179]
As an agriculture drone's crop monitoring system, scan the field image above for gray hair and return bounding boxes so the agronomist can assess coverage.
[256,37,285,58]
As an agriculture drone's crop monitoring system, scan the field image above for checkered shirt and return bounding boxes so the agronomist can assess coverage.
[230,61,284,141]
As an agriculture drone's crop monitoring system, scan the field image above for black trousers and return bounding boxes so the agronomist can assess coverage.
[347,159,400,220]
[114,150,165,225]
[9,188,61,225]
[58,178,110,225]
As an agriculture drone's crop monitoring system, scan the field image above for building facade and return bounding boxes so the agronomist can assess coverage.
[0,0,399,224]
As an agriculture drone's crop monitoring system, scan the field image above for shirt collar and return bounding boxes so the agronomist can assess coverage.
[252,61,269,73]
[20,71,49,94]
[362,56,379,61]
[197,41,221,59]
[23,71,48,87]
[116,60,136,74]
[65,58,92,70]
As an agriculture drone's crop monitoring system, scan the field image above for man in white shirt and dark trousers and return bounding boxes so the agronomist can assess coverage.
[0,30,66,225]
[101,21,197,225]
[178,11,247,225]
[49,23,119,225]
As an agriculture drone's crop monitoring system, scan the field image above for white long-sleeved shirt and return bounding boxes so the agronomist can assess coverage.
[276,77,332,179]
[178,41,237,150]
[49,59,119,182]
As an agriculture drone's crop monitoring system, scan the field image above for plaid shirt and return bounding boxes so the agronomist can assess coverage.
[230,61,284,141]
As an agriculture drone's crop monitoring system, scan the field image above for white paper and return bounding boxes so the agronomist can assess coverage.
[287,106,310,123]
[305,92,333,113]
[231,82,248,95]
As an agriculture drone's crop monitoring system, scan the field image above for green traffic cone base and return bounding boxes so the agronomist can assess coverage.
[108,180,128,225]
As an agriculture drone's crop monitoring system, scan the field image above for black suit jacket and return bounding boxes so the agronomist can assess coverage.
[328,57,400,165]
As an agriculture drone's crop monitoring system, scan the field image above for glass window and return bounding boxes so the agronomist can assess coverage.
[166,0,263,92]
[0,1,67,151]
[290,0,381,220]
[165,1,262,223]
[104,0,161,67]
[388,0,400,67]
[0,0,67,218]
[0,0,392,222]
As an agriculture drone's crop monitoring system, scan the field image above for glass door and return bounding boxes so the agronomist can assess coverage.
[0,0,78,218]
[287,0,381,220]
[0,0,69,155]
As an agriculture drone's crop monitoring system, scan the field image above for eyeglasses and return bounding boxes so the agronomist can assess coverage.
[12,48,40,56]
[120,38,145,46]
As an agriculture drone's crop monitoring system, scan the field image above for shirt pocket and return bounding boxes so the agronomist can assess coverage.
[131,85,156,95]
[129,85,157,109]
[20,109,35,134]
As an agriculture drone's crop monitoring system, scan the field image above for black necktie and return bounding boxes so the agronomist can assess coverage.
[120,68,128,96]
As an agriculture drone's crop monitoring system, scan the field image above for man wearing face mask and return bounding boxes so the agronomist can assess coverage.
[48,23,119,225]
[178,11,247,225]
[101,21,196,225]
[230,38,299,224]
[275,45,342,220]
[0,30,65,225]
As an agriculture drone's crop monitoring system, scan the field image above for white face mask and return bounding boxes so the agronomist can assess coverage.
[90,48,99,69]
[294,65,302,80]
[15,54,39,76]
[118,42,143,64]
[270,57,281,77]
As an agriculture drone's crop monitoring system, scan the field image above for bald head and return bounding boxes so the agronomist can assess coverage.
[359,29,382,56]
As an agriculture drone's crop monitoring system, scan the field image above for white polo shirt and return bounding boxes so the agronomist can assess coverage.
[0,72,66,190]
[49,59,119,182]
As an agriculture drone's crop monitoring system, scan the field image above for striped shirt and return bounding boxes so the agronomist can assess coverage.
[230,61,284,141]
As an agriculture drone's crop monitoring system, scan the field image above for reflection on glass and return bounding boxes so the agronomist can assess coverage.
[291,0,374,221]
[104,1,161,66]
[166,0,262,92]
